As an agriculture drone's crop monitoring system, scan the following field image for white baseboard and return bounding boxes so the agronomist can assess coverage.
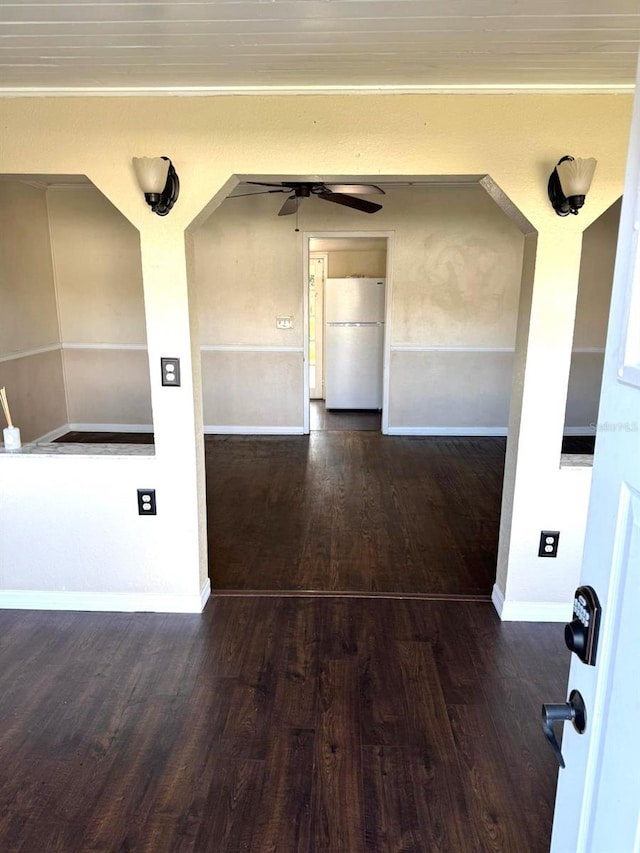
[204,425,304,435]
[35,424,70,443]
[492,584,572,622]
[68,423,154,433]
[200,579,211,609]
[0,584,210,614]
[387,426,508,436]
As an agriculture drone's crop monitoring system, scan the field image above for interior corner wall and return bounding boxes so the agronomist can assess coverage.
[46,186,153,429]
[0,181,66,442]
[564,198,622,432]
[194,185,524,432]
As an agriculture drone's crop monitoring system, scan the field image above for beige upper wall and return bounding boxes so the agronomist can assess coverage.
[195,185,524,348]
[194,193,302,347]
[0,181,59,355]
[0,94,630,232]
[47,186,146,344]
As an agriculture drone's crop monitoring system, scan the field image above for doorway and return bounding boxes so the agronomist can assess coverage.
[305,234,391,433]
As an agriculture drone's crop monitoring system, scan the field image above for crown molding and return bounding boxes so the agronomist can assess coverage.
[0,83,635,98]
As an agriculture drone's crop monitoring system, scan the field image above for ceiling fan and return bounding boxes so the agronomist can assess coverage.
[232,181,385,216]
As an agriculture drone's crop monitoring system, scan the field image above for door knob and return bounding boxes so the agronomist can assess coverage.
[541,689,587,768]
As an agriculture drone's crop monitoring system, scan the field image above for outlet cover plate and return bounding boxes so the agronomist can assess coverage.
[539,530,560,557]
[137,489,157,515]
[161,357,181,387]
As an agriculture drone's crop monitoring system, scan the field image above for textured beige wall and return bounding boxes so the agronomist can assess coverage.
[194,193,302,347]
[0,181,66,441]
[63,348,153,426]
[0,181,59,355]
[194,185,524,428]
[389,187,523,347]
[0,350,67,442]
[47,187,146,344]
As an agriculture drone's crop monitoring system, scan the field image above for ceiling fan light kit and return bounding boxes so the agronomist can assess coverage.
[238,181,385,216]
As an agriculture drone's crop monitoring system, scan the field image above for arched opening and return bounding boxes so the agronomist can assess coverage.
[188,174,530,597]
[0,174,154,450]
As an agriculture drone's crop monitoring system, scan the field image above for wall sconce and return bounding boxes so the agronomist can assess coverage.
[548,155,597,217]
[132,156,180,216]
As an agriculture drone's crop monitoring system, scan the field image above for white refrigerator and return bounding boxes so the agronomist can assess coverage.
[324,277,385,409]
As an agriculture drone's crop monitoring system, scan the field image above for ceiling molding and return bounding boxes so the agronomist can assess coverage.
[0,84,635,99]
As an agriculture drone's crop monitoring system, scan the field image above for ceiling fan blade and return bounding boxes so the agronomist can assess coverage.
[317,192,382,214]
[228,188,290,198]
[278,195,300,216]
[245,181,289,190]
[323,184,385,195]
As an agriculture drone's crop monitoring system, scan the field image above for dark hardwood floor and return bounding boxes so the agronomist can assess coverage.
[207,433,505,595]
[55,425,593,596]
[310,402,382,431]
[0,597,569,852]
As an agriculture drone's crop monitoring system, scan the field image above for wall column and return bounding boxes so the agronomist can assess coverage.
[495,224,588,618]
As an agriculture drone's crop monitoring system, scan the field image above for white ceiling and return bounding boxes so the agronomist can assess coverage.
[0,0,638,94]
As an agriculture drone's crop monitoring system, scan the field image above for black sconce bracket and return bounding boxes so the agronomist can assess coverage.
[145,157,180,216]
[548,155,584,217]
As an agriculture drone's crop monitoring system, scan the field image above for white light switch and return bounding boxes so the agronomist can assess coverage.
[276,316,293,329]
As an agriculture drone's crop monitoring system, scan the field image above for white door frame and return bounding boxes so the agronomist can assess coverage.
[309,251,329,401]
[302,231,394,434]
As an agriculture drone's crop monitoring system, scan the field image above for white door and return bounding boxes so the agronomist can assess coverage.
[551,59,640,852]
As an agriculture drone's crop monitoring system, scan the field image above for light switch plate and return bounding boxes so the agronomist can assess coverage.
[276,316,293,330]
[161,357,181,386]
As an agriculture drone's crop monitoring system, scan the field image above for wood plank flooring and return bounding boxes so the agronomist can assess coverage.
[310,403,382,431]
[207,433,505,595]
[0,598,569,852]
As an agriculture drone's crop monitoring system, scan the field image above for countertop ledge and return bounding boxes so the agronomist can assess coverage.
[560,453,594,469]
[0,442,155,457]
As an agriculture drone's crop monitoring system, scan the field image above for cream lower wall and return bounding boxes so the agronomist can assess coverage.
[63,348,153,426]
[0,350,67,442]
[0,453,204,608]
[499,465,592,619]
[201,350,303,429]
[388,350,513,430]
[565,353,605,429]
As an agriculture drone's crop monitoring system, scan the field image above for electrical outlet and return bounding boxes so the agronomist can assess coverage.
[137,489,156,515]
[161,357,181,387]
[539,530,559,557]
[276,316,293,330]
